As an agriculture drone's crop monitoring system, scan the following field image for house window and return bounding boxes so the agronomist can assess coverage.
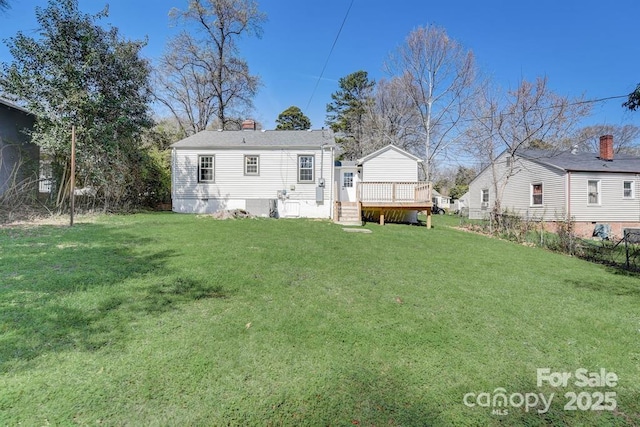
[343,172,353,188]
[244,155,259,175]
[481,189,489,203]
[588,180,600,205]
[623,181,635,199]
[198,155,214,182]
[531,183,543,206]
[298,155,314,183]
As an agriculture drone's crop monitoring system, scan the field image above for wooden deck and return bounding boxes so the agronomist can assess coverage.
[357,182,433,227]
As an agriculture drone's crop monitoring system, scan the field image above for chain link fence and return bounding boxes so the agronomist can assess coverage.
[457,209,640,272]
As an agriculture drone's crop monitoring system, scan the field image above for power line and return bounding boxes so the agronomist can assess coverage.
[454,94,631,126]
[305,0,355,114]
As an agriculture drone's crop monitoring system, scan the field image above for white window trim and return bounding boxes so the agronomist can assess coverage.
[530,182,543,207]
[343,172,354,188]
[623,180,635,199]
[198,155,215,183]
[244,155,260,176]
[481,188,489,203]
[298,155,315,183]
[587,179,601,206]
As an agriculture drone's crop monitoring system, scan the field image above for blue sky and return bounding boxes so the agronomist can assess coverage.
[1,0,639,131]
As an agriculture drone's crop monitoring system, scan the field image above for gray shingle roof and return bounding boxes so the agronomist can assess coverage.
[519,149,640,173]
[171,129,335,149]
[0,98,34,116]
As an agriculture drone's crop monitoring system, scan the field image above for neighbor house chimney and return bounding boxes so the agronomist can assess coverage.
[242,119,256,131]
[599,135,614,161]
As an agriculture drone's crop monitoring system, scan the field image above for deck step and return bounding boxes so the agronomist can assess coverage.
[335,202,362,224]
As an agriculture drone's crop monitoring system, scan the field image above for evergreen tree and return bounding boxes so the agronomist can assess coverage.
[326,70,375,159]
[275,106,311,130]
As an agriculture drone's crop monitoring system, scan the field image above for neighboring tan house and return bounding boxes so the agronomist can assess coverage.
[171,122,433,225]
[468,135,640,238]
[0,98,38,196]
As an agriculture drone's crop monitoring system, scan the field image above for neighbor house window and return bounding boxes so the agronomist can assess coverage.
[531,183,543,206]
[244,155,259,175]
[343,172,353,187]
[198,155,214,182]
[298,155,314,182]
[623,181,635,199]
[481,189,489,203]
[588,180,600,205]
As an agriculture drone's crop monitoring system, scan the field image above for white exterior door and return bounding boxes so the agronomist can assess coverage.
[340,170,356,202]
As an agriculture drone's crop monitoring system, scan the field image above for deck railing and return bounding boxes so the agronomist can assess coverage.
[356,181,431,204]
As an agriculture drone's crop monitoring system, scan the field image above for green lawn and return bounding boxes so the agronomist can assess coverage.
[1,213,638,426]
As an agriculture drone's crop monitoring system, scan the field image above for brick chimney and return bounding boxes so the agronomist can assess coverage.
[599,135,614,161]
[242,119,256,131]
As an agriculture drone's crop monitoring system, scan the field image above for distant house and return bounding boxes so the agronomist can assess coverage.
[431,189,451,209]
[453,191,469,214]
[468,135,640,238]
[171,123,433,225]
[0,98,38,196]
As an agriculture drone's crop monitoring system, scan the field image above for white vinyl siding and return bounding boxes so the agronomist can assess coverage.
[173,148,332,201]
[468,152,566,220]
[569,173,640,222]
[360,147,419,182]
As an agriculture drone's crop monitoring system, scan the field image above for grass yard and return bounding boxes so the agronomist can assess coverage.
[1,213,639,426]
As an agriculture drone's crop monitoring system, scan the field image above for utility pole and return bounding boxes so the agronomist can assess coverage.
[70,125,76,226]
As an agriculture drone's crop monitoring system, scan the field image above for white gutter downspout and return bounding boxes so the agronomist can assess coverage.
[328,145,335,220]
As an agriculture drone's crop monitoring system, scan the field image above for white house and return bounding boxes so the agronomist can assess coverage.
[334,144,429,224]
[171,122,336,218]
[453,191,469,214]
[171,124,432,225]
[468,135,640,238]
[431,189,451,210]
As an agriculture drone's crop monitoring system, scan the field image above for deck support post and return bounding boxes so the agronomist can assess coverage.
[379,213,385,225]
[426,208,432,228]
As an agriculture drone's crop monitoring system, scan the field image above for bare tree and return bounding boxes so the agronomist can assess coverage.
[362,77,422,155]
[571,124,640,155]
[155,0,265,134]
[385,25,477,182]
[466,77,591,214]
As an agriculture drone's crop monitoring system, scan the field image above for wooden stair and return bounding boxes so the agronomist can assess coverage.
[335,202,362,225]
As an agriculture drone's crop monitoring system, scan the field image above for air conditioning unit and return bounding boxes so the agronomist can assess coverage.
[481,202,489,209]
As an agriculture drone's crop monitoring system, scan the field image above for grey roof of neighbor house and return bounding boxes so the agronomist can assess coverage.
[0,98,34,116]
[171,129,336,148]
[519,149,640,173]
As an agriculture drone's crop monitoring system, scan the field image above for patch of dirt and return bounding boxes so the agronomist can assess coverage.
[206,209,254,220]
[0,209,101,229]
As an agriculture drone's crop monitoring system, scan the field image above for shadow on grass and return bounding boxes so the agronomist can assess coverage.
[565,278,640,297]
[259,365,445,426]
[0,223,228,371]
